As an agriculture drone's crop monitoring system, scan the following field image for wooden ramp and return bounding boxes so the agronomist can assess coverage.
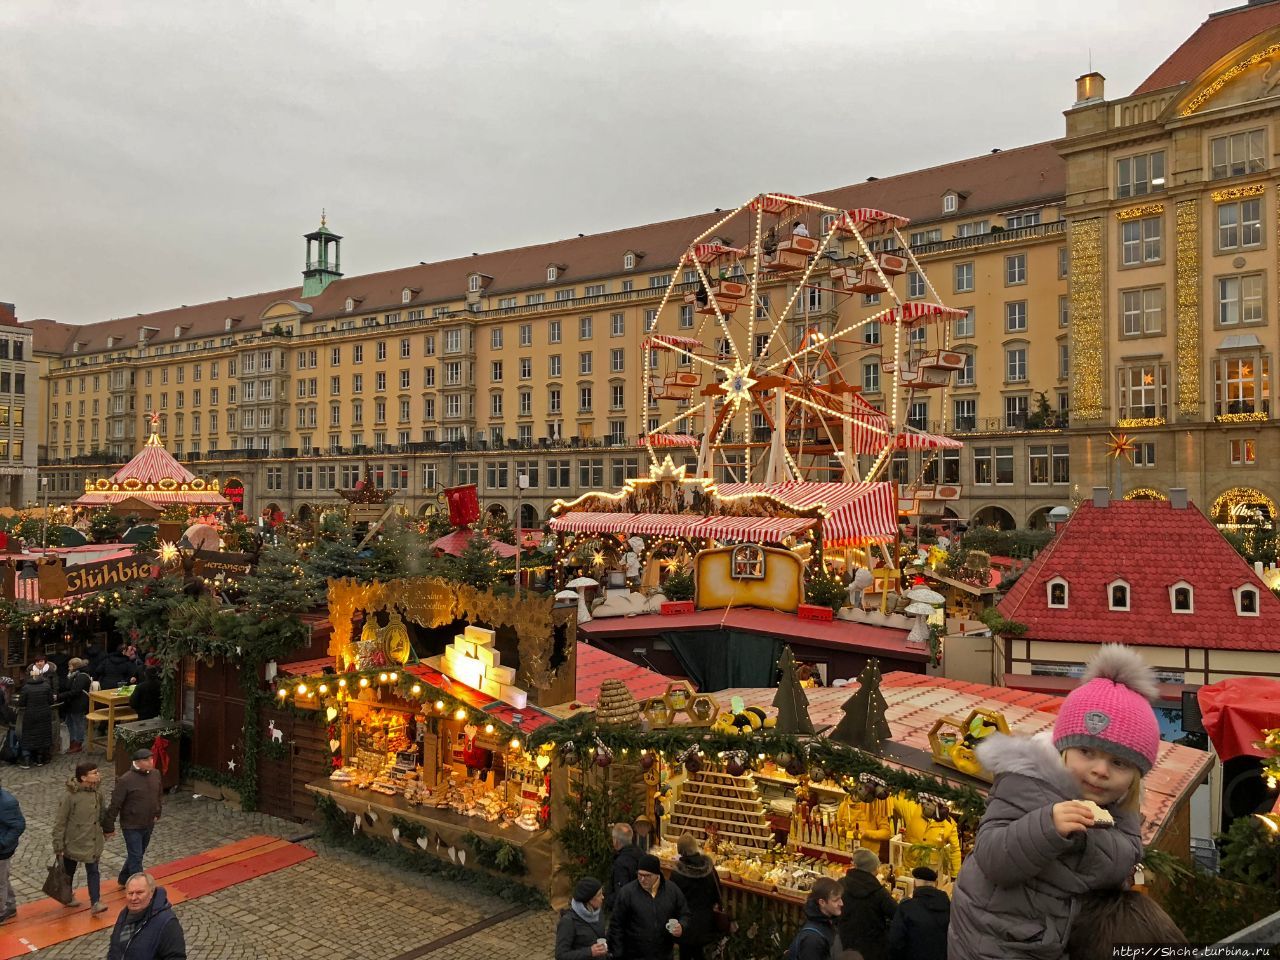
[0,835,314,958]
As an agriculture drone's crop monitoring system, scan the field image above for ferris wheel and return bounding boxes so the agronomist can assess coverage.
[641,192,967,490]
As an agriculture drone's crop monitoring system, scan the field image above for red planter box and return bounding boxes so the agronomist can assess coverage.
[661,601,695,616]
[797,603,834,622]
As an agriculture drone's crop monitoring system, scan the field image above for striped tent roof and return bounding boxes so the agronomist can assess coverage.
[549,512,816,542]
[110,435,197,485]
[718,481,898,547]
[73,430,229,509]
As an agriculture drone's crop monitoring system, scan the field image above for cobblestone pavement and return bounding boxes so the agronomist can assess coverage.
[6,751,558,959]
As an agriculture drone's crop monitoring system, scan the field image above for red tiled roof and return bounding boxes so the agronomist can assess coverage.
[998,499,1280,650]
[1134,1,1280,94]
[25,143,1064,355]
[718,671,1212,846]
[574,642,672,705]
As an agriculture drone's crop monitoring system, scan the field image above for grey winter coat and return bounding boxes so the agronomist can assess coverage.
[947,732,1144,960]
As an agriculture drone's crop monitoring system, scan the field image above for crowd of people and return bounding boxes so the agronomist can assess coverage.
[554,646,1193,960]
[1,644,164,767]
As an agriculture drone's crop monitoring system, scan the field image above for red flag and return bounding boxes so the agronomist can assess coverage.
[443,484,480,527]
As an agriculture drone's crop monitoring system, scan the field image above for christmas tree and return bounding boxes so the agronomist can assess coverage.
[831,658,891,753]
[773,645,815,735]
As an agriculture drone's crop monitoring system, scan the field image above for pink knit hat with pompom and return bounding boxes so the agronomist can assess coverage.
[1052,644,1161,774]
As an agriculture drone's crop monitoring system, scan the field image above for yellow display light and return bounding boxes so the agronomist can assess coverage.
[454,708,466,721]
[510,737,521,750]
[435,700,445,712]
[318,684,328,695]
[295,683,307,696]
[358,677,370,688]
[378,672,389,683]
[411,684,422,695]
[277,688,288,699]
[338,679,347,688]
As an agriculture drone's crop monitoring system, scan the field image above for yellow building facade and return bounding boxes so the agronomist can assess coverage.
[29,3,1280,533]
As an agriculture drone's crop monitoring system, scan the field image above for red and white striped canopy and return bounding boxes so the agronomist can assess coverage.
[647,434,699,447]
[549,512,815,542]
[834,208,911,236]
[894,303,968,325]
[690,243,747,264]
[75,490,229,506]
[718,481,899,547]
[843,393,964,454]
[646,334,702,350]
[110,437,197,485]
[749,193,803,214]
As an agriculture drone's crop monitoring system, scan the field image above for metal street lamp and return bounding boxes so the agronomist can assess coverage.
[1047,505,1071,534]
[39,476,49,548]
[514,472,530,595]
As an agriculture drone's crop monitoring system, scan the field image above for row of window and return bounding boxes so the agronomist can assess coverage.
[1114,131,1265,199]
[1047,576,1260,617]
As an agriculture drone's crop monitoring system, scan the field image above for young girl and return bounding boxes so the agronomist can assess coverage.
[948,644,1159,960]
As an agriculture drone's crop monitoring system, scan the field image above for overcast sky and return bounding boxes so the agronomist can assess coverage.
[2,0,1229,325]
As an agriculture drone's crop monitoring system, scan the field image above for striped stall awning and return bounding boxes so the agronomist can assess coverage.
[647,434,699,447]
[895,430,964,451]
[894,302,969,325]
[549,512,816,543]
[690,243,747,264]
[718,481,899,547]
[835,208,911,236]
[74,490,230,506]
[749,193,802,214]
[646,334,703,350]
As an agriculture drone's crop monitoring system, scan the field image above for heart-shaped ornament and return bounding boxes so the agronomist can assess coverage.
[458,849,466,866]
[417,836,429,850]
[326,707,339,722]
[448,846,457,863]
[536,754,550,770]
[392,828,401,843]
[329,739,341,753]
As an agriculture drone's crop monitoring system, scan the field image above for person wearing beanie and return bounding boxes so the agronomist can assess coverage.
[948,644,1154,960]
[668,833,722,960]
[62,658,93,754]
[607,852,690,960]
[555,876,607,960]
[837,847,896,960]
[888,867,950,960]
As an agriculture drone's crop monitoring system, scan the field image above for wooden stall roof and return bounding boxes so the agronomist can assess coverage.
[717,671,1213,847]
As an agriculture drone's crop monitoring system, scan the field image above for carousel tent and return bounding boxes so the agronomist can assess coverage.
[73,425,229,513]
[550,481,898,548]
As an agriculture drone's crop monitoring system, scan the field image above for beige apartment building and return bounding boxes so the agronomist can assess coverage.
[28,2,1280,534]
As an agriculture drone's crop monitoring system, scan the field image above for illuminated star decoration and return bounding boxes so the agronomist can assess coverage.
[1106,432,1137,460]
[157,541,180,566]
[722,363,757,406]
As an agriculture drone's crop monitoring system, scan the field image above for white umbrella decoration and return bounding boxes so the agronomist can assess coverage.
[564,576,600,623]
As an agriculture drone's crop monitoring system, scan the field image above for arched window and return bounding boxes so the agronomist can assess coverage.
[1047,577,1069,608]
[731,544,765,580]
[1108,579,1130,611]
[1169,581,1194,614]
[1235,585,1261,617]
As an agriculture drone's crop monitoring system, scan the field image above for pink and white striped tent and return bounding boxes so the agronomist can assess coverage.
[646,434,699,448]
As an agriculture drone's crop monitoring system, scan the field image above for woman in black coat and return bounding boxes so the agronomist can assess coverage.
[555,877,607,960]
[668,834,722,960]
[17,673,54,765]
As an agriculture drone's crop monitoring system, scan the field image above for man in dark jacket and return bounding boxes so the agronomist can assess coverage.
[96,647,140,690]
[62,658,92,753]
[606,853,690,960]
[103,749,163,886]
[837,848,896,960]
[606,822,642,910]
[790,877,842,960]
[888,867,949,960]
[0,779,24,923]
[129,668,163,722]
[108,872,186,960]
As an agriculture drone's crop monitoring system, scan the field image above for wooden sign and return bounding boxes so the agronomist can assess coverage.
[50,553,157,599]
[193,550,255,578]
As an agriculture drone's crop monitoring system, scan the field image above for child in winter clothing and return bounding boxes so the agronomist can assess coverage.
[947,644,1158,960]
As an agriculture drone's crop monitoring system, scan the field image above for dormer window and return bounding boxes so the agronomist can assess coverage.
[1234,584,1261,616]
[402,288,413,304]
[1169,581,1194,614]
[1047,577,1069,608]
[468,274,482,293]
[1107,579,1130,611]
[546,264,560,283]
[624,252,636,270]
[943,192,959,214]
[345,297,355,312]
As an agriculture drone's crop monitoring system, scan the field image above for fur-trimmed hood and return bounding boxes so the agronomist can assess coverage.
[674,852,714,878]
[975,731,1079,798]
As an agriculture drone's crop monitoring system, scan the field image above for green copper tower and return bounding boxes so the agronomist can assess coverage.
[302,211,343,297]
